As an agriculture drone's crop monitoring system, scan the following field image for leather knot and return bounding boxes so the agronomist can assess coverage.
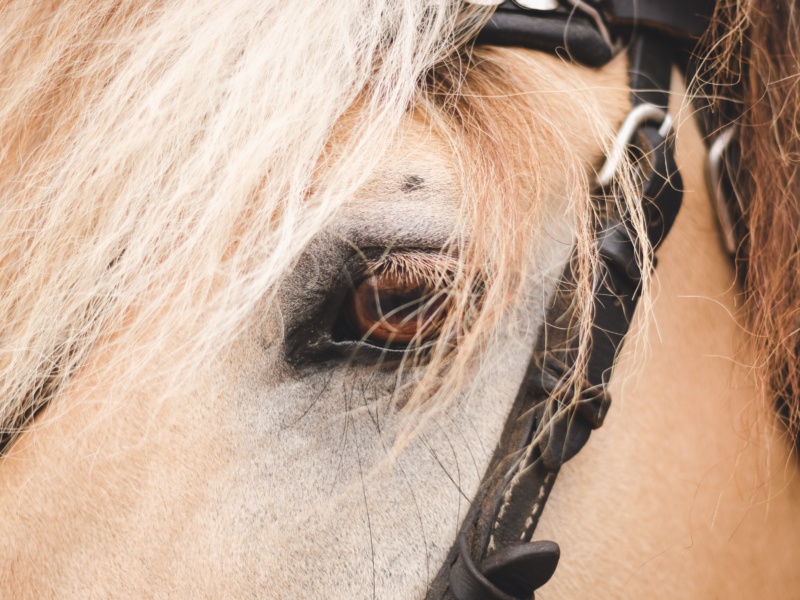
[449,540,560,600]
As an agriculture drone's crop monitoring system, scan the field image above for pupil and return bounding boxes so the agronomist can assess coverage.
[377,288,426,320]
[343,267,450,349]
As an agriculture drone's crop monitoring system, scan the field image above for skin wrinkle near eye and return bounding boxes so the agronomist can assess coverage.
[401,175,425,193]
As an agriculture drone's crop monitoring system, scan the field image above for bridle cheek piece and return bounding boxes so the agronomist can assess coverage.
[426,1,718,598]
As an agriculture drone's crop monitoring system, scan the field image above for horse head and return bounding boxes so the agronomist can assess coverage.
[2,1,800,598]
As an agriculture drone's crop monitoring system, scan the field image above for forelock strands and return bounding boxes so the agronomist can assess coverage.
[0,0,487,452]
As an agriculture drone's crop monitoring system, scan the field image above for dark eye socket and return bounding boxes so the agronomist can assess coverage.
[340,270,449,350]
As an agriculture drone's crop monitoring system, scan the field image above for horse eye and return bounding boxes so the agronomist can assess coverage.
[343,271,448,349]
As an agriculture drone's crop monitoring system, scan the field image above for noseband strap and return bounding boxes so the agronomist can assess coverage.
[427,2,714,598]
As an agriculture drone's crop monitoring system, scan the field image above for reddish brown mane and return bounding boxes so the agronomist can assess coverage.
[701,0,800,445]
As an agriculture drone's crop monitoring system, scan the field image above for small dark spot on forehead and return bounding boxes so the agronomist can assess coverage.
[401,175,425,193]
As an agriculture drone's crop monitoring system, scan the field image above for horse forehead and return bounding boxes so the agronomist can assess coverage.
[336,141,460,242]
[361,121,458,198]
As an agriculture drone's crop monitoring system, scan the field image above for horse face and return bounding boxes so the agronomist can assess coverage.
[0,49,630,597]
[204,52,633,597]
[6,2,800,597]
[191,115,571,596]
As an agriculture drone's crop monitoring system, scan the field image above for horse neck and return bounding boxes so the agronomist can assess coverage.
[533,88,800,598]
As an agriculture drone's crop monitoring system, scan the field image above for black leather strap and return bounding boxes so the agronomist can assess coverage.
[476,6,614,67]
[605,0,715,40]
[473,0,714,68]
[428,20,687,599]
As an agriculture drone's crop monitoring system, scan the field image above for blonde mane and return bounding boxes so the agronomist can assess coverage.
[2,0,797,457]
[0,0,634,450]
[699,0,800,445]
[0,0,476,446]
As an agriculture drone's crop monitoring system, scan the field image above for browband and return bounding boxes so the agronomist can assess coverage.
[426,1,716,598]
[474,0,714,66]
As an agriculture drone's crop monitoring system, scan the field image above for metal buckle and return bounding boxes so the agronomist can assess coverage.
[706,126,739,255]
[596,103,671,188]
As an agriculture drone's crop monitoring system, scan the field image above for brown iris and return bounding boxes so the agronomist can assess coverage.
[345,271,447,347]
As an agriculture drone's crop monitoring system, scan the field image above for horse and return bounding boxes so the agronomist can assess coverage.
[1,0,800,598]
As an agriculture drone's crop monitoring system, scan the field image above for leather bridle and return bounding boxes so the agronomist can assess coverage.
[427,1,722,598]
